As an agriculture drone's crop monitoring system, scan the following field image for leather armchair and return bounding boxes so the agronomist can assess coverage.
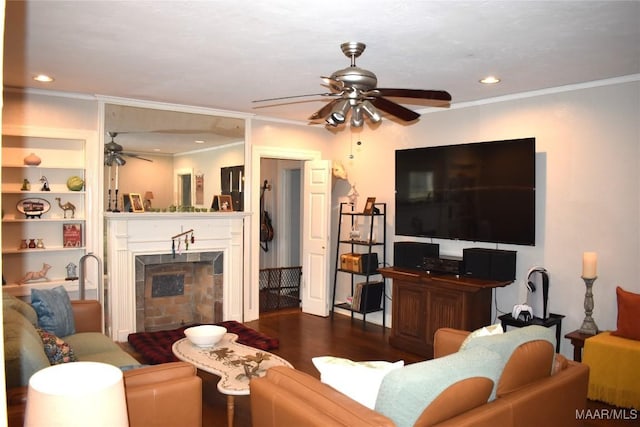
[124,362,202,427]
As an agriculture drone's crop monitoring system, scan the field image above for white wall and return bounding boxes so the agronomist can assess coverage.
[329,79,640,357]
[112,152,174,209]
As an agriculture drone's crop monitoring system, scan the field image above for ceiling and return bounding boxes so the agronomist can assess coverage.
[4,1,640,152]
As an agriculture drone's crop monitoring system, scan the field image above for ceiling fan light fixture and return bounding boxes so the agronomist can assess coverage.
[114,156,126,166]
[350,105,364,127]
[325,116,339,127]
[328,99,351,124]
[360,100,381,123]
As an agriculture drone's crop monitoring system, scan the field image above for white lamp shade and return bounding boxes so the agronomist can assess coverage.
[25,362,129,427]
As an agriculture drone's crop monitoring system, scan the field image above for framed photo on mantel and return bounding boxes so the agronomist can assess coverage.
[212,194,234,212]
[129,193,144,212]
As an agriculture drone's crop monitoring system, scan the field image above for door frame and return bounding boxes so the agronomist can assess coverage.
[247,145,321,321]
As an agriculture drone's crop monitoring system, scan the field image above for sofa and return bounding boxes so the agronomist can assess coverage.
[3,291,202,427]
[250,326,589,427]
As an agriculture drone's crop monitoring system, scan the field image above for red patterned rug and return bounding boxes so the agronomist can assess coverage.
[127,321,279,365]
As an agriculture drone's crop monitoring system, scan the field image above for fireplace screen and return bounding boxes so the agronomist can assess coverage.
[151,274,185,298]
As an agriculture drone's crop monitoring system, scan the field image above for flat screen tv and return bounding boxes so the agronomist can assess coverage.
[395,137,535,246]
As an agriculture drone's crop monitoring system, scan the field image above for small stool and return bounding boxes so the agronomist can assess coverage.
[498,313,564,353]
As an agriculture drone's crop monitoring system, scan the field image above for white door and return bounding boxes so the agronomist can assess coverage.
[301,160,332,316]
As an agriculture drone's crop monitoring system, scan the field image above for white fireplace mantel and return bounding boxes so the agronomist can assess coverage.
[105,212,248,341]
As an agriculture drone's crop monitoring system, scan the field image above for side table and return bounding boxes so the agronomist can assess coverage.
[498,313,564,353]
[564,329,596,362]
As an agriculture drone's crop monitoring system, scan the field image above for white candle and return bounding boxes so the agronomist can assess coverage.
[582,252,597,279]
[115,165,119,190]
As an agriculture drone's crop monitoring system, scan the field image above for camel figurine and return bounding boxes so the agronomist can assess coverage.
[20,263,52,284]
[55,197,76,218]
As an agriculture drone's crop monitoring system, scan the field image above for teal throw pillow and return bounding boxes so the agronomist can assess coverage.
[31,286,76,337]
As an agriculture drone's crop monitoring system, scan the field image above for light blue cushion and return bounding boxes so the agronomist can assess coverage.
[375,346,502,427]
[31,286,76,337]
[459,325,556,398]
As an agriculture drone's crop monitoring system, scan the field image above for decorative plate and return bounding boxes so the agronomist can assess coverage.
[17,198,51,218]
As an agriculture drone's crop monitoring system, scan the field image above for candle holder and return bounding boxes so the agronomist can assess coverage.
[578,276,599,335]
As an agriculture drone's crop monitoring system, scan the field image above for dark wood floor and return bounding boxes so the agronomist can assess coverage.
[124,309,636,427]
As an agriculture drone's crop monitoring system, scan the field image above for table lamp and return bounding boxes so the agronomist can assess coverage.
[144,191,154,210]
[25,361,129,427]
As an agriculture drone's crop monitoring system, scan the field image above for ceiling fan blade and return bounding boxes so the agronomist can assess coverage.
[252,93,333,103]
[123,152,153,162]
[370,97,420,122]
[321,76,344,92]
[373,88,452,102]
[308,99,342,121]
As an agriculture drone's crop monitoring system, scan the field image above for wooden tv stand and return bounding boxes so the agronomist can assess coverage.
[379,267,512,358]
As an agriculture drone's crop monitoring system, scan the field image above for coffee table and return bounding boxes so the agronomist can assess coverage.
[172,332,292,427]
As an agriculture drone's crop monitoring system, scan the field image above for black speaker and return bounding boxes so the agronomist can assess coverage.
[394,242,439,270]
[462,248,517,281]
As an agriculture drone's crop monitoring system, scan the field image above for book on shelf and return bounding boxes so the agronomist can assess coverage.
[352,281,384,312]
[352,282,364,311]
[62,223,83,247]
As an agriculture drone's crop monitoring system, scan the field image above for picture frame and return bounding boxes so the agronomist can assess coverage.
[212,194,234,212]
[129,193,145,212]
[363,197,376,214]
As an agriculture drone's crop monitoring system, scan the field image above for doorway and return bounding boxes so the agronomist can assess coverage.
[246,146,325,322]
[176,168,193,206]
[259,158,302,314]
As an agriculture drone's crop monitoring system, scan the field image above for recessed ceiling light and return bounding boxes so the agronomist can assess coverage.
[33,74,54,83]
[479,76,501,84]
[195,140,205,144]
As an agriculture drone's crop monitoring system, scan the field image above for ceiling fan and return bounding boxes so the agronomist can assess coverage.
[253,42,452,128]
[104,132,153,165]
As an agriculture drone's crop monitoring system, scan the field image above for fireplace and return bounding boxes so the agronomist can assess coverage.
[105,213,247,341]
[135,252,223,332]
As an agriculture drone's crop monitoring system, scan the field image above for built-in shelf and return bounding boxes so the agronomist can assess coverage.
[3,247,86,255]
[2,133,89,287]
[3,218,86,223]
[2,279,94,297]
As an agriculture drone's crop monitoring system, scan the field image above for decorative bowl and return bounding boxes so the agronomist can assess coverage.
[184,325,227,347]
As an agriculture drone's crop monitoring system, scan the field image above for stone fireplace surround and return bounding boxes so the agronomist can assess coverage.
[105,212,247,341]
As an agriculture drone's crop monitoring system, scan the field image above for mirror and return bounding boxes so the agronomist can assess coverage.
[103,103,245,211]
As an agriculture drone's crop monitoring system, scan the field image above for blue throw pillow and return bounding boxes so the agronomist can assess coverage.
[31,286,76,337]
